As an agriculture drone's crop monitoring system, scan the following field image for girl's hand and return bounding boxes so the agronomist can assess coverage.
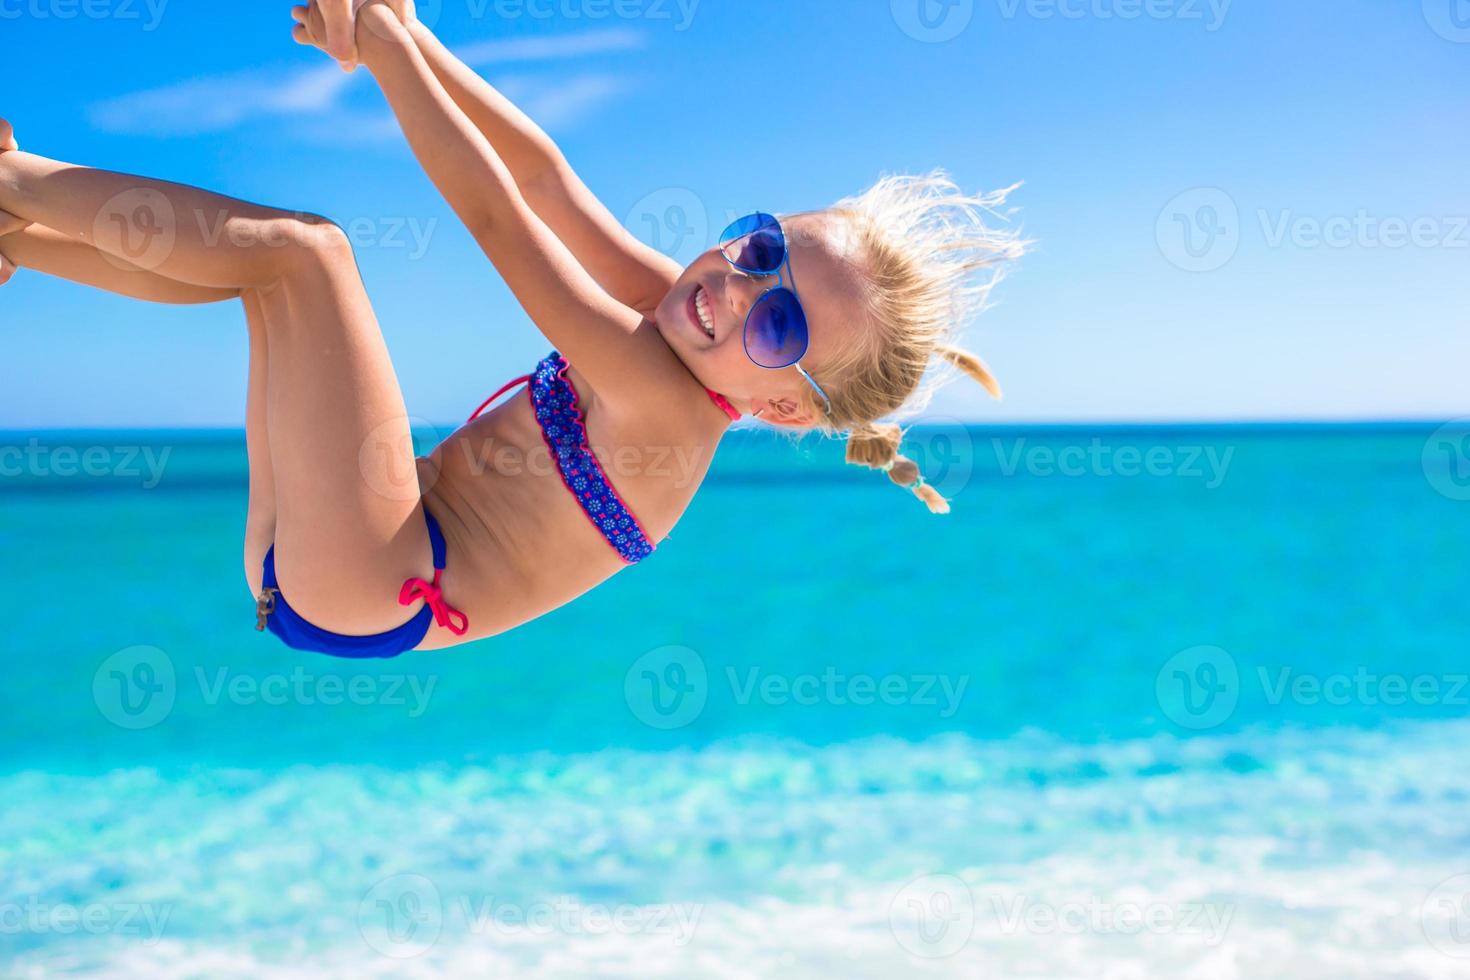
[290,3,334,56]
[0,118,17,153]
[291,1,413,63]
[290,0,359,70]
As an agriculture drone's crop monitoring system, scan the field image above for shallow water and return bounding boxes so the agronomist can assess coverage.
[3,424,1468,978]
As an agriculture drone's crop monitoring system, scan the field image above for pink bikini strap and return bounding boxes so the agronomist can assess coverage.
[468,374,533,422]
[706,389,742,422]
[471,373,740,424]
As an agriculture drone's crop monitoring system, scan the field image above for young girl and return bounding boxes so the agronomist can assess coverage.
[0,0,1023,659]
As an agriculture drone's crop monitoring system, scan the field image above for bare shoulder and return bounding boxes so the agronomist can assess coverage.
[589,321,728,441]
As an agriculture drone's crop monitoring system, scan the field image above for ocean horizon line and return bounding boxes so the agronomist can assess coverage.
[0,418,1461,440]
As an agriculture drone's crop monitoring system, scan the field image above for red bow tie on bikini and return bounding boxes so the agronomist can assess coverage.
[398,570,469,636]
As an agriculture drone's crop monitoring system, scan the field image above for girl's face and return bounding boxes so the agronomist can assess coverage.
[653,214,870,427]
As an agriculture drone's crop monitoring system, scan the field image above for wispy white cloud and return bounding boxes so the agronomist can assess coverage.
[494,72,635,131]
[89,28,645,137]
[90,65,352,136]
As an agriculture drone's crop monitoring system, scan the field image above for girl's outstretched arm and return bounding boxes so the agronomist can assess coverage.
[402,17,681,317]
[295,3,691,406]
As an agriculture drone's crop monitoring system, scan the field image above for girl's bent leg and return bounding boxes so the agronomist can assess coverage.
[0,145,436,633]
[0,220,240,304]
[248,241,437,634]
[242,289,278,598]
[0,150,332,292]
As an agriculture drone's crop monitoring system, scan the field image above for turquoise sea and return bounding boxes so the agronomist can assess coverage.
[3,423,1469,978]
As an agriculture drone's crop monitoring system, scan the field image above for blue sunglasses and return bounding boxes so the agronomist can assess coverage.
[719,213,833,417]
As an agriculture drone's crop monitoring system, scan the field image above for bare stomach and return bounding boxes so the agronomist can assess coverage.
[409,391,632,650]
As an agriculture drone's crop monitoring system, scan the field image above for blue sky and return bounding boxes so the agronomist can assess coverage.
[3,0,1467,427]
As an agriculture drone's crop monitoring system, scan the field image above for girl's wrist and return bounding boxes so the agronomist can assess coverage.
[355,5,413,65]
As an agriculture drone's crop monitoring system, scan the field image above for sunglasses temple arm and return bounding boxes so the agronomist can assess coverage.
[796,363,833,417]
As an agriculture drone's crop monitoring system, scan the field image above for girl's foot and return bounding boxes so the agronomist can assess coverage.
[0,121,28,283]
[0,180,30,283]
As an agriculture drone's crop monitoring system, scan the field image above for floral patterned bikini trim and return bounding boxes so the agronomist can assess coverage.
[529,352,655,565]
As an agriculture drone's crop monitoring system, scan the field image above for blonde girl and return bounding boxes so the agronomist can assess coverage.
[0,0,1023,658]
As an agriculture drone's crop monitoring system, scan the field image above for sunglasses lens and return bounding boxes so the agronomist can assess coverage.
[720,213,785,274]
[744,288,808,368]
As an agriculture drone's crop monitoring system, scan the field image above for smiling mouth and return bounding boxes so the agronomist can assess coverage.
[689,284,716,342]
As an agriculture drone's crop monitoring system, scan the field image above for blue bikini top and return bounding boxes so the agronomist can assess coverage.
[468,351,739,564]
[528,352,656,564]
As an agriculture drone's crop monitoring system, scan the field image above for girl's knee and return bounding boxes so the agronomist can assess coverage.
[247,214,355,288]
[277,214,354,270]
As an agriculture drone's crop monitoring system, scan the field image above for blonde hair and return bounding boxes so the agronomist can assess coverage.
[799,171,1027,513]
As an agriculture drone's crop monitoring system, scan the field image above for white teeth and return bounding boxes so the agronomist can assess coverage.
[694,287,716,339]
